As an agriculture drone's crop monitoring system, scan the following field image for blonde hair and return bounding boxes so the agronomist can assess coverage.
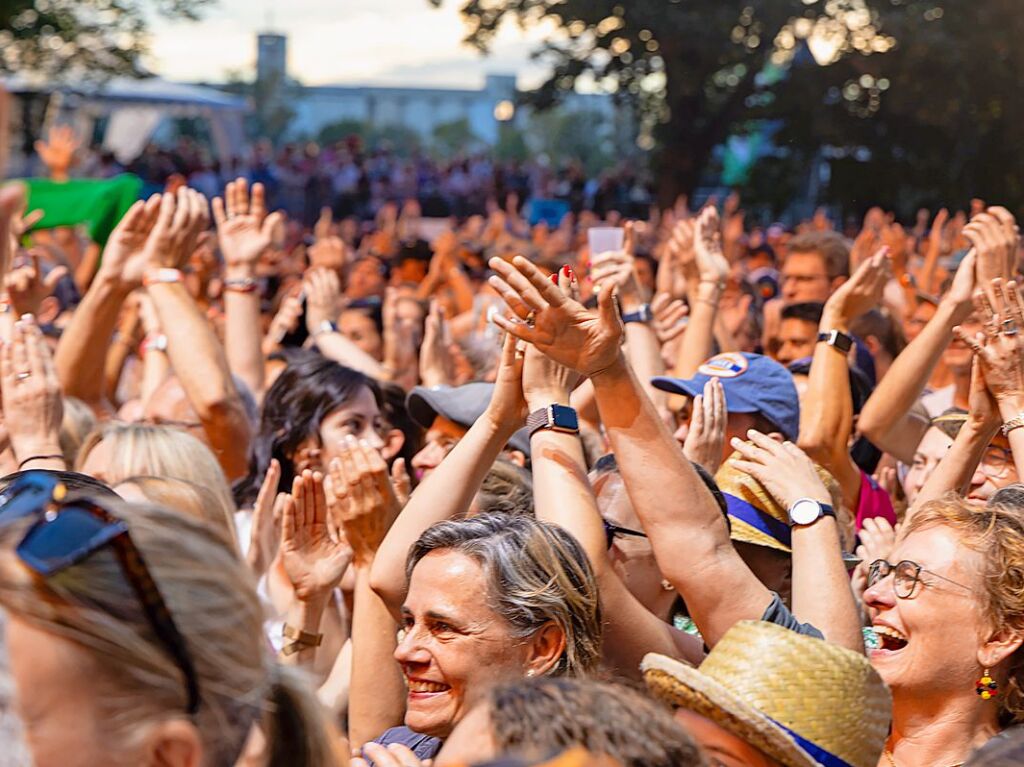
[0,502,337,766]
[907,495,1024,723]
[59,396,97,466]
[76,423,235,527]
[118,476,238,553]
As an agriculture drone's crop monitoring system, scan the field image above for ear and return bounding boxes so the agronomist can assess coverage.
[381,428,405,462]
[979,628,1024,672]
[524,622,566,677]
[504,449,527,468]
[862,335,882,359]
[36,295,61,325]
[141,719,203,767]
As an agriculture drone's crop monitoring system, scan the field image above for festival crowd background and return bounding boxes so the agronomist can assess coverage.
[2,120,1024,767]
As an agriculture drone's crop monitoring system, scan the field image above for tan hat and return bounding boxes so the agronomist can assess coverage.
[642,621,892,767]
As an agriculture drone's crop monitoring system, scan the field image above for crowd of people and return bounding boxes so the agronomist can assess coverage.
[69,131,652,227]
[2,125,1024,767]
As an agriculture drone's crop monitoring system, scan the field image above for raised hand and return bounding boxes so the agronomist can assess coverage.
[693,205,729,286]
[683,377,727,473]
[0,183,25,282]
[139,187,210,273]
[34,125,80,181]
[823,246,893,327]
[97,195,162,287]
[280,470,352,602]
[304,267,343,333]
[381,287,419,386]
[212,178,283,272]
[3,248,66,317]
[418,299,456,388]
[522,266,583,410]
[246,458,282,577]
[481,332,528,433]
[729,430,832,510]
[964,208,1018,305]
[955,279,1024,417]
[0,314,64,466]
[326,437,402,566]
[650,292,689,343]
[488,254,623,378]
[263,291,303,353]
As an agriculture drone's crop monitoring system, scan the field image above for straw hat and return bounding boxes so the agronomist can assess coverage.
[643,621,891,767]
[715,451,857,563]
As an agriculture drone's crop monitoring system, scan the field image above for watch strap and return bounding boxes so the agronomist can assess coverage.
[818,329,853,353]
[621,304,653,325]
[526,405,580,437]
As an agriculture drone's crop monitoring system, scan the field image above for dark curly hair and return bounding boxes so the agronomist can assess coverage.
[233,354,381,507]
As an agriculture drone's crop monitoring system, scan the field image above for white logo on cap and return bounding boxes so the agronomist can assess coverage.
[697,353,748,379]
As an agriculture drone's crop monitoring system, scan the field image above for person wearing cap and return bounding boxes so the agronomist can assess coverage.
[652,351,801,463]
[406,382,530,482]
[487,255,865,653]
[642,620,891,767]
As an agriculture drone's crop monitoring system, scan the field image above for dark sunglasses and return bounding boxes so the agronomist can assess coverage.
[867,558,971,600]
[603,519,648,550]
[0,471,200,714]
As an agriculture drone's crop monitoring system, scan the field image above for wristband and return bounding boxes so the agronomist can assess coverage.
[621,304,653,325]
[224,277,259,294]
[818,329,853,353]
[1002,412,1024,436]
[526,404,579,438]
[313,320,339,337]
[143,268,183,287]
[280,623,323,657]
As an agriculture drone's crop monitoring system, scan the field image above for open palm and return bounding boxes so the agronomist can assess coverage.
[488,255,623,377]
[280,471,351,601]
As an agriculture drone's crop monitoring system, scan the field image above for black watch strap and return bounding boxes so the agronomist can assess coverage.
[818,329,853,353]
[621,304,653,324]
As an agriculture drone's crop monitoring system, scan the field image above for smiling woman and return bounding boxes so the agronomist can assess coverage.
[370,512,601,760]
[863,495,1024,766]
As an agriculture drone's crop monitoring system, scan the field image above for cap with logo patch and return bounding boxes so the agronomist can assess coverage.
[651,352,800,441]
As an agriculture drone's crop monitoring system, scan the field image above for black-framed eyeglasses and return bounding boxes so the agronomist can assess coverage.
[867,559,972,600]
[603,519,648,550]
[0,471,200,714]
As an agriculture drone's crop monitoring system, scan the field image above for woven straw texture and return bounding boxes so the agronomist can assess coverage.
[715,451,842,553]
[643,621,892,767]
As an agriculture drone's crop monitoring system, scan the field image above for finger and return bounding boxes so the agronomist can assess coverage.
[491,309,539,344]
[291,474,307,531]
[386,743,425,766]
[746,429,787,456]
[487,274,536,319]
[236,177,250,216]
[391,458,411,503]
[262,210,285,243]
[311,472,327,526]
[690,394,705,435]
[256,458,282,514]
[360,743,403,767]
[1006,280,1024,328]
[731,459,770,485]
[952,325,985,355]
[511,255,568,308]
[11,320,29,375]
[711,376,726,426]
[651,293,669,312]
[21,316,44,379]
[140,194,163,232]
[251,182,267,221]
[280,495,297,548]
[152,192,177,236]
[597,282,623,337]
[211,196,227,230]
[487,258,548,312]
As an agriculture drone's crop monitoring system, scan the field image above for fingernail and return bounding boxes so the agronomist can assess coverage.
[19,313,33,323]
[562,265,573,279]
[549,273,558,284]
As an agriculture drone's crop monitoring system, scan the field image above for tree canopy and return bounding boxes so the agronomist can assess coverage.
[0,0,212,79]
[438,0,1024,215]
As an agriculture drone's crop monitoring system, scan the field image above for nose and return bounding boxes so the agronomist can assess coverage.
[673,421,690,447]
[862,570,897,612]
[970,464,987,492]
[412,442,443,471]
[362,426,385,451]
[394,625,432,667]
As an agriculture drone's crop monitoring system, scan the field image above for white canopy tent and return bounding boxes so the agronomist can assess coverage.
[1,74,248,172]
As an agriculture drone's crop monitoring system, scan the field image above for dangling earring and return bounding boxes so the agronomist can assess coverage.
[976,669,999,700]
[661,579,674,592]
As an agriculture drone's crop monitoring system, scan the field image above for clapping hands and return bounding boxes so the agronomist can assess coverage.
[280,470,352,603]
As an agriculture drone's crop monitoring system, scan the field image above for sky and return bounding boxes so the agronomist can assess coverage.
[146,0,558,89]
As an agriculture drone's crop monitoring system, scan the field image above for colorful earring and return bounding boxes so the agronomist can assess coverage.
[976,669,999,700]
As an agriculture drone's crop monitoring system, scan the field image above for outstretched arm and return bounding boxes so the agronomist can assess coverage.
[487,254,772,649]
[369,335,526,617]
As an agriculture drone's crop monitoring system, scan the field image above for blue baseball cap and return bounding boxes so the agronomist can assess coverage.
[651,352,800,441]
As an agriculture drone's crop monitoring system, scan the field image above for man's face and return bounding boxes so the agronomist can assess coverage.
[672,396,777,463]
[411,415,468,482]
[781,252,832,303]
[774,317,818,366]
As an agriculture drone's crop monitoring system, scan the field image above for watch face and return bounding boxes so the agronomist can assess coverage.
[550,404,579,431]
[790,499,821,525]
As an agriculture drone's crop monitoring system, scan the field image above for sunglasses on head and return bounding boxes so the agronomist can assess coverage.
[603,519,648,550]
[0,471,200,714]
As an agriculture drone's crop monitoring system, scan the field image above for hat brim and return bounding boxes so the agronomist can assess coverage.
[650,376,760,415]
[642,654,819,767]
[407,389,446,430]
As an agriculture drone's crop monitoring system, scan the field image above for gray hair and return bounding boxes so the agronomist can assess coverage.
[406,512,602,677]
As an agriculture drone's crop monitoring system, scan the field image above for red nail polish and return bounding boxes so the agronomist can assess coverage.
[563,265,573,279]
[550,273,558,284]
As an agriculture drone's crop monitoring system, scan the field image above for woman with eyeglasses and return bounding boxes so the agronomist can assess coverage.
[862,495,1024,766]
[0,470,340,767]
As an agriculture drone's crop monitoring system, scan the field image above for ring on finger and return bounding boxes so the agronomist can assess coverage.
[1003,318,1019,336]
[14,372,31,382]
